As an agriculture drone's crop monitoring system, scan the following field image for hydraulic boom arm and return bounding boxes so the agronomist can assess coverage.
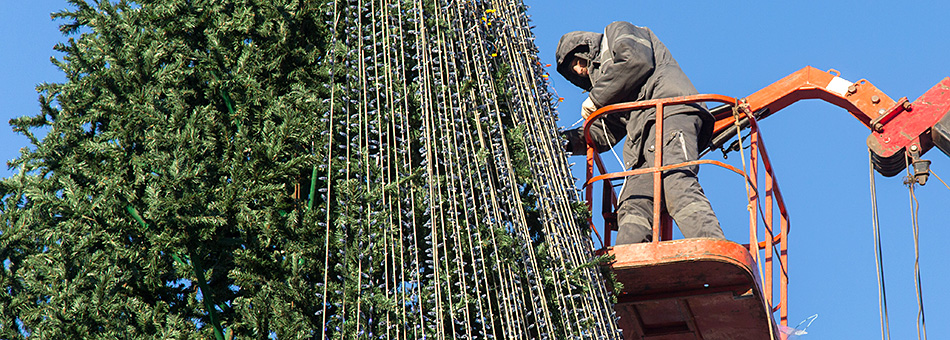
[707,66,950,183]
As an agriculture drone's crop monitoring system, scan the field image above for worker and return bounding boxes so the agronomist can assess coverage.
[556,21,725,244]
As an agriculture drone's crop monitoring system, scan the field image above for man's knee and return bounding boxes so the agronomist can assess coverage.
[671,201,723,239]
[616,201,653,244]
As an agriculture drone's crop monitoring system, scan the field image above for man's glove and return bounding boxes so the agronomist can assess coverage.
[581,96,597,119]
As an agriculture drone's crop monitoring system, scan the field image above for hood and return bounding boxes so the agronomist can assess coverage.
[555,31,603,91]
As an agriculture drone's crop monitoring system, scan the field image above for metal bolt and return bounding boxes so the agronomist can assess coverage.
[903,101,912,111]
[847,84,857,94]
[871,95,880,104]
[911,145,919,152]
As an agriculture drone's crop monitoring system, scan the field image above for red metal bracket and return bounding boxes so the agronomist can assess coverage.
[867,77,950,158]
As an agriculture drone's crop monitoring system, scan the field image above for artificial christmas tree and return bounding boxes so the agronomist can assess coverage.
[0,1,619,338]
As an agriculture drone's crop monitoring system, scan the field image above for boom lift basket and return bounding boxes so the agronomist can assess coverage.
[585,94,788,339]
[585,67,950,339]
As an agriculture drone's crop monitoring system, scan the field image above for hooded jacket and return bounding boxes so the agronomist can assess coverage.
[557,21,713,169]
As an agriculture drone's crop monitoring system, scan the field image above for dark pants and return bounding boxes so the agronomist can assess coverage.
[615,114,724,244]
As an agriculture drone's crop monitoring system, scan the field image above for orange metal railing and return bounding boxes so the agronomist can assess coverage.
[583,66,950,333]
[583,94,791,327]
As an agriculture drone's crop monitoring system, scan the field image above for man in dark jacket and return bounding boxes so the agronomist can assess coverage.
[557,21,724,244]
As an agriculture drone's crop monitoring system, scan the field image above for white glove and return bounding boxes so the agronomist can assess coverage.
[581,96,597,119]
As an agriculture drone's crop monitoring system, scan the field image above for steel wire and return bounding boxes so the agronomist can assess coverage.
[904,158,928,340]
[868,149,892,340]
[316,1,619,338]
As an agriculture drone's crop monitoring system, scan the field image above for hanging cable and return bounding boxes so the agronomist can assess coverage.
[319,1,341,337]
[868,149,892,340]
[928,168,950,191]
[905,157,928,340]
[602,123,625,169]
[732,106,777,340]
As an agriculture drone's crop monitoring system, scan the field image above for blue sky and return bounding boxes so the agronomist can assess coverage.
[1,0,948,338]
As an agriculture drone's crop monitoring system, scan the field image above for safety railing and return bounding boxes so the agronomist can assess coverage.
[584,94,791,327]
